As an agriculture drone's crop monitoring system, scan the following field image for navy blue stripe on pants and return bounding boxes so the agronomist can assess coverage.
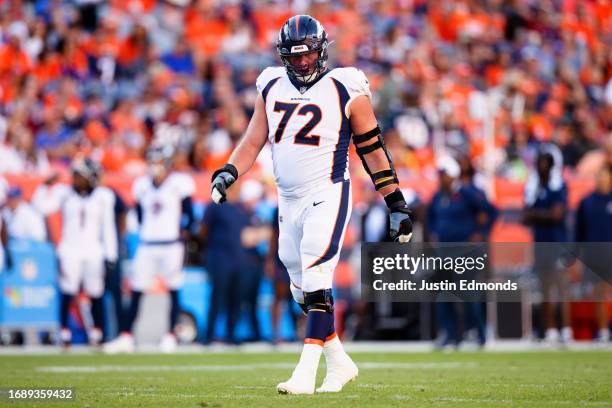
[309,181,350,268]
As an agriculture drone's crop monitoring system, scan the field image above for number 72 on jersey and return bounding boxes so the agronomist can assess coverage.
[272,101,322,146]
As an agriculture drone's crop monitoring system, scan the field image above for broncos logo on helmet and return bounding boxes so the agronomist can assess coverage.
[277,15,330,86]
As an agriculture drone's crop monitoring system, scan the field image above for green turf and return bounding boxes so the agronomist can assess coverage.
[0,351,610,407]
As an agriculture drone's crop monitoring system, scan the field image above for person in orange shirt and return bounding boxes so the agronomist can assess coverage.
[117,24,150,78]
[32,50,63,86]
[184,1,230,57]
[0,34,32,79]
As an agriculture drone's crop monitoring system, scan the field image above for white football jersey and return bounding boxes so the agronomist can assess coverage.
[256,66,371,198]
[32,184,118,260]
[132,172,195,243]
[2,202,47,242]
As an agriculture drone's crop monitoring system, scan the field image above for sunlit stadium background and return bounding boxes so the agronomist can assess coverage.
[0,0,610,349]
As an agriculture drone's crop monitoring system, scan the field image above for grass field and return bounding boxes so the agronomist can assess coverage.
[1,350,611,407]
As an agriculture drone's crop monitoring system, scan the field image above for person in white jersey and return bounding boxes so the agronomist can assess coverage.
[33,157,118,347]
[210,15,413,394]
[103,144,195,353]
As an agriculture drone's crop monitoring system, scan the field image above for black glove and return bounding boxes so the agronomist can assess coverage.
[385,189,413,242]
[210,164,238,204]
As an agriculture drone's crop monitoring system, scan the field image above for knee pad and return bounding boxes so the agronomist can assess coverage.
[304,289,334,314]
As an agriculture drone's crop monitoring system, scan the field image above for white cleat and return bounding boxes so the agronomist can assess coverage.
[159,333,178,353]
[316,357,358,393]
[277,374,316,395]
[278,342,322,394]
[103,333,135,354]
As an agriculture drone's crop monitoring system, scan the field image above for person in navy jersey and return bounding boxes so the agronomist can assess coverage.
[427,156,497,348]
[428,157,497,244]
[523,146,572,343]
[574,164,612,342]
[200,182,250,345]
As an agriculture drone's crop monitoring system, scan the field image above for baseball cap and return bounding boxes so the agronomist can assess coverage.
[7,186,22,199]
[436,155,460,178]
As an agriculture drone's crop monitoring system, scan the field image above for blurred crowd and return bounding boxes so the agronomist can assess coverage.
[0,0,610,181]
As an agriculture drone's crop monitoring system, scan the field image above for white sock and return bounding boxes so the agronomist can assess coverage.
[293,343,323,377]
[324,333,346,361]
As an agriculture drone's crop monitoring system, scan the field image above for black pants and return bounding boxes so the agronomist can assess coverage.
[206,262,241,344]
[241,264,263,341]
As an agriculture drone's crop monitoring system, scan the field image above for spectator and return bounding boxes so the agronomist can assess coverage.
[0,0,606,179]
[1,187,47,242]
[161,42,195,75]
[0,124,50,174]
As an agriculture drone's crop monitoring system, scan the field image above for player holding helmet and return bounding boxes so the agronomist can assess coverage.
[210,15,412,394]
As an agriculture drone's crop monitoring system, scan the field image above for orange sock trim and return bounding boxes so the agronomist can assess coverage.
[325,332,337,342]
[304,338,324,347]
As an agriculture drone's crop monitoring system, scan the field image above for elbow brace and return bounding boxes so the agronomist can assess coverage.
[354,125,399,191]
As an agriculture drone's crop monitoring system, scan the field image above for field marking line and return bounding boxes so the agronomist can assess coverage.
[35,361,477,373]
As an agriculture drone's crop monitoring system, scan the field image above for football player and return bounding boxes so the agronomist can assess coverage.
[32,157,118,347]
[103,144,195,353]
[210,15,412,394]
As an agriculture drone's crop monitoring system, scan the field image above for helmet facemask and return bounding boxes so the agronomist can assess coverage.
[278,41,329,85]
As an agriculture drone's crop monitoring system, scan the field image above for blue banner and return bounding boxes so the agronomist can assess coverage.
[0,240,59,329]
